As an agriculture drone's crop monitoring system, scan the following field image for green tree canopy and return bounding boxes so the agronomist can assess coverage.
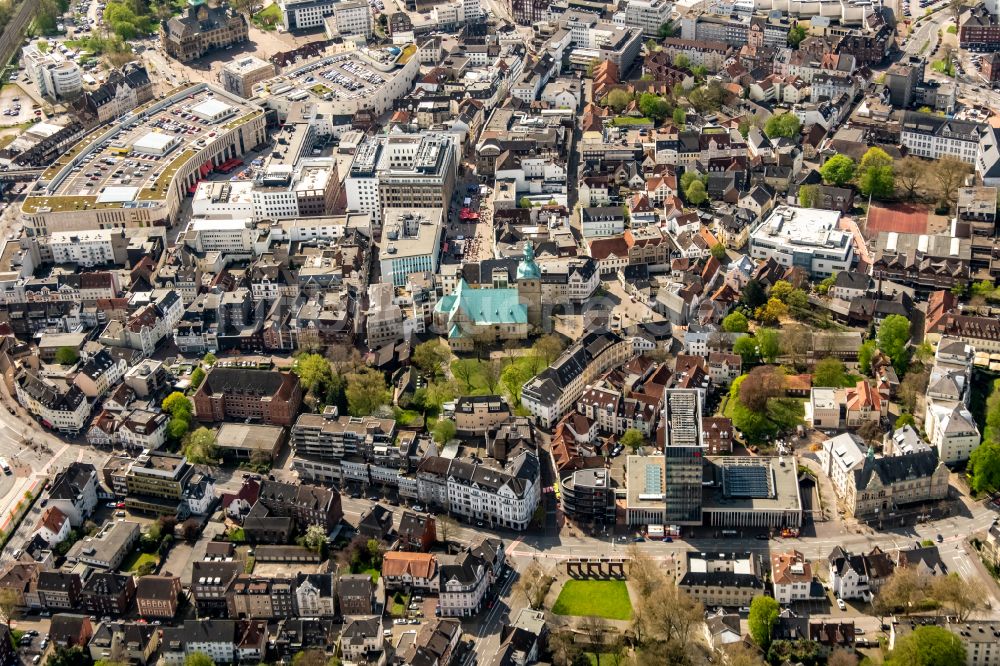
[710,243,727,261]
[887,625,965,666]
[657,20,675,38]
[741,280,767,310]
[672,107,686,127]
[604,89,632,112]
[722,311,749,333]
[798,184,818,208]
[764,113,801,139]
[412,340,450,378]
[858,340,877,375]
[748,595,780,649]
[345,369,389,416]
[292,353,334,397]
[162,392,193,417]
[813,357,848,387]
[433,419,457,444]
[685,179,707,205]
[820,154,856,186]
[858,146,895,199]
[755,328,780,363]
[787,23,807,46]
[620,429,645,452]
[733,336,760,364]
[190,367,206,389]
[182,427,218,465]
[969,439,1000,494]
[877,314,912,374]
[638,93,670,122]
[184,653,216,666]
[54,347,79,365]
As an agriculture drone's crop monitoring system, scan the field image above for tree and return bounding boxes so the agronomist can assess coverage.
[877,566,930,615]
[756,328,780,363]
[727,642,769,666]
[452,359,477,391]
[895,412,916,429]
[412,340,450,378]
[436,515,456,552]
[0,588,17,623]
[54,346,79,365]
[787,23,807,46]
[580,616,610,666]
[877,314,912,374]
[710,242,727,261]
[859,340,877,375]
[162,392,193,417]
[184,653,216,666]
[533,334,565,365]
[813,357,848,387]
[483,360,503,394]
[202,352,217,366]
[739,366,785,411]
[887,625,966,666]
[641,580,704,652]
[688,81,726,112]
[929,155,972,213]
[722,311,749,333]
[816,274,837,295]
[514,559,554,609]
[182,427,218,464]
[748,595,780,649]
[501,363,531,406]
[858,147,895,199]
[898,367,929,414]
[604,89,632,113]
[684,179,707,205]
[638,93,670,122]
[657,20,675,38]
[969,440,1000,494]
[798,183,819,208]
[734,336,760,364]
[292,651,331,666]
[46,647,92,666]
[741,280,768,310]
[754,297,788,325]
[190,367,206,389]
[433,418,457,444]
[672,107,686,128]
[302,524,327,554]
[820,154,856,186]
[292,353,334,398]
[345,369,389,416]
[620,429,645,453]
[895,156,926,200]
[518,196,532,209]
[764,113,801,139]
[932,573,978,621]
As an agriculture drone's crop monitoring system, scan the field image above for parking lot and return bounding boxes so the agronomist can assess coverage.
[0,85,40,127]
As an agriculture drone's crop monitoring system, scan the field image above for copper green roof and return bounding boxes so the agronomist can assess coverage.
[435,279,528,328]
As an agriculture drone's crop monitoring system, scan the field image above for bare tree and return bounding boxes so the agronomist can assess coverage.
[641,581,704,652]
[739,366,786,411]
[726,642,769,666]
[580,616,610,666]
[828,648,858,666]
[930,155,972,213]
[514,560,555,610]
[932,573,979,621]
[0,588,18,623]
[877,567,932,616]
[895,156,926,200]
[483,359,503,393]
[436,515,456,553]
[781,325,813,372]
[549,631,580,666]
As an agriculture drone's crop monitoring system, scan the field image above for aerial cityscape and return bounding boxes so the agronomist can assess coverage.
[0,0,995,664]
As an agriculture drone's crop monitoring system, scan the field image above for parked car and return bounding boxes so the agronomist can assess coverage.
[837,598,846,611]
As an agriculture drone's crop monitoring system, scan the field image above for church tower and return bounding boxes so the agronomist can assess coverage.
[516,241,542,328]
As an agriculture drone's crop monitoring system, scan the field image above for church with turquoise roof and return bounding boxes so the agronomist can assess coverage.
[433,242,543,351]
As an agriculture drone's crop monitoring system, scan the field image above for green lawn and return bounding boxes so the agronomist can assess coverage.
[359,568,380,583]
[610,117,653,126]
[552,580,633,620]
[252,3,283,29]
[123,551,159,573]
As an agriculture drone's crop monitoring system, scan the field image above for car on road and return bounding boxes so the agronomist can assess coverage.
[663,537,673,543]
[412,505,424,512]
[738,607,751,614]
[936,534,943,542]
[855,627,865,635]
[837,598,846,611]
[755,534,769,540]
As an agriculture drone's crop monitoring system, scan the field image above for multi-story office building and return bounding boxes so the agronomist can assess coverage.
[561,468,616,524]
[124,450,215,517]
[22,44,83,100]
[619,0,672,37]
[15,369,90,435]
[749,206,853,279]
[160,2,249,62]
[281,0,336,30]
[329,0,374,38]
[345,133,458,230]
[192,367,303,426]
[663,389,704,526]
[379,209,444,286]
[291,410,397,481]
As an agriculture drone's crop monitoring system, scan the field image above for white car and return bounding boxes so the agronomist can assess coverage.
[837,598,846,611]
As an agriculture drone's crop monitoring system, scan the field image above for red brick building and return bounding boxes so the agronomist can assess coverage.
[192,368,303,426]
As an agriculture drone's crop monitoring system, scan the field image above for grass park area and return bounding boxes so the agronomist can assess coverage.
[552,580,633,621]
[252,3,283,29]
[123,551,159,573]
[450,355,544,395]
